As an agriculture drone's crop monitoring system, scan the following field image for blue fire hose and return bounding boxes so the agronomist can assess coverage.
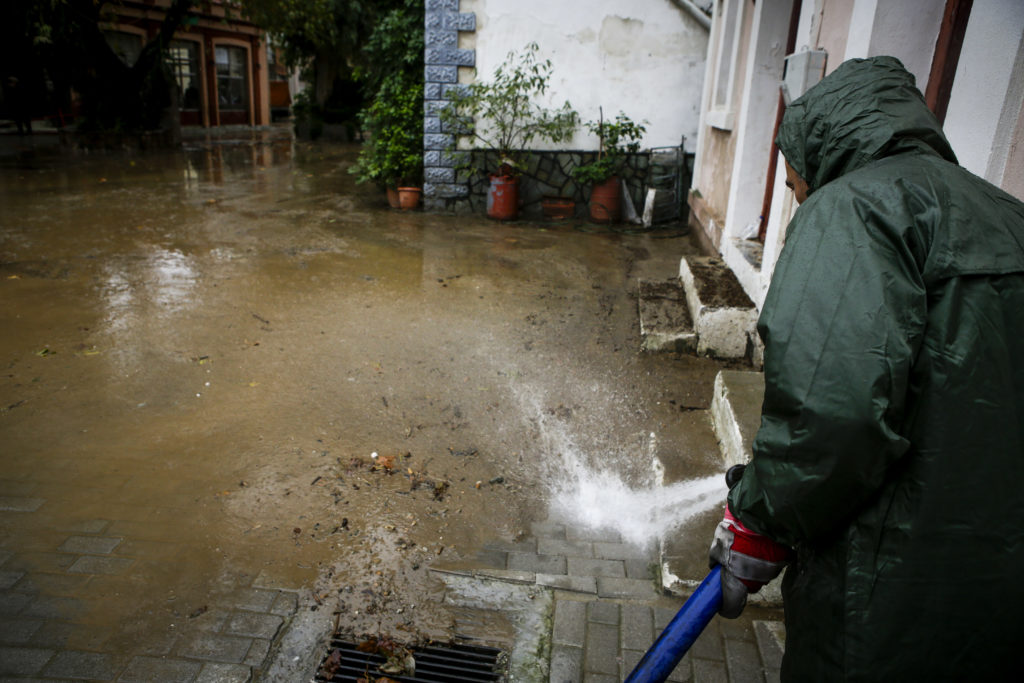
[623,565,723,683]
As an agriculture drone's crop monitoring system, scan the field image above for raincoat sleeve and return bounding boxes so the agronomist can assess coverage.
[729,187,928,547]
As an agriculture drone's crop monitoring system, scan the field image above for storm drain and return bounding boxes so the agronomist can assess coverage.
[316,637,505,682]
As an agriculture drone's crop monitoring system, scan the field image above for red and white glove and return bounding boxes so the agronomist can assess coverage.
[708,506,790,618]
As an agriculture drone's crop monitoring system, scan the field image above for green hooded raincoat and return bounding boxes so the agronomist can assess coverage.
[729,56,1024,680]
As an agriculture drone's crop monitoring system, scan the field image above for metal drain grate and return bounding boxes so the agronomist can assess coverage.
[316,638,505,682]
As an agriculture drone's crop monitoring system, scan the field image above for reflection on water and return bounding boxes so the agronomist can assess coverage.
[183,138,294,187]
[101,248,198,327]
[98,247,199,379]
[149,247,199,311]
[0,134,715,671]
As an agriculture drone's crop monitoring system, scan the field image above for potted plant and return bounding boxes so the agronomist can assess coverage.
[351,77,424,209]
[572,110,646,223]
[440,42,578,220]
[351,1,425,208]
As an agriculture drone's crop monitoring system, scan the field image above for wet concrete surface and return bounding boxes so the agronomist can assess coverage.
[0,132,735,679]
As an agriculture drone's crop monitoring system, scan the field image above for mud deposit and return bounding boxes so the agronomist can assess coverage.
[0,135,727,674]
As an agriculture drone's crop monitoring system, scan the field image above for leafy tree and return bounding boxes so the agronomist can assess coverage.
[2,0,195,133]
[439,42,579,174]
[355,0,424,98]
[243,0,377,111]
[350,0,424,187]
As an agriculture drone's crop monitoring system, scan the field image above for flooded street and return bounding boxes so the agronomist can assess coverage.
[0,133,731,678]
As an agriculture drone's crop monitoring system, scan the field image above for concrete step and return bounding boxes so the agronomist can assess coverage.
[656,369,783,606]
[637,278,696,352]
[710,369,765,468]
[679,256,758,360]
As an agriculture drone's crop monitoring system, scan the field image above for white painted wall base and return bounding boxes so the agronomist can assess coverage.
[679,257,759,359]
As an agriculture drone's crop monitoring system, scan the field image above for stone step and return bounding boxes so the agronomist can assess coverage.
[710,369,765,468]
[679,256,758,360]
[637,278,696,352]
[656,369,783,606]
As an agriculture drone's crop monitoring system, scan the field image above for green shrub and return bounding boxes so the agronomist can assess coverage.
[439,42,578,175]
[571,111,646,184]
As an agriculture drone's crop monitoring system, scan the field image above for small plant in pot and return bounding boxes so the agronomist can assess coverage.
[440,42,578,220]
[572,111,646,223]
[351,77,424,209]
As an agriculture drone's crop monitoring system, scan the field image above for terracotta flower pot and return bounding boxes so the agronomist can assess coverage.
[542,196,575,221]
[397,186,422,210]
[386,187,401,209]
[589,176,622,223]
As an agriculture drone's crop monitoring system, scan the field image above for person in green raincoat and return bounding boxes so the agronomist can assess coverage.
[707,56,1024,680]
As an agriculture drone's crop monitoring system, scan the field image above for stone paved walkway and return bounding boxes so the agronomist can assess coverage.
[432,517,786,683]
[0,504,300,682]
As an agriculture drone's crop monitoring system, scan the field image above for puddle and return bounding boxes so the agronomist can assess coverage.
[0,135,728,674]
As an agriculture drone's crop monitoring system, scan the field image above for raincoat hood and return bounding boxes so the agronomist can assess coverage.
[776,56,958,195]
[731,55,1024,681]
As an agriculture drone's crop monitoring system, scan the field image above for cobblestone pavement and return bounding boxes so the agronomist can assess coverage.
[433,517,786,683]
[1,135,747,682]
[0,508,300,681]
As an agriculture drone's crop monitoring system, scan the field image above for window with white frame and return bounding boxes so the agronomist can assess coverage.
[168,40,201,111]
[707,0,745,130]
[215,45,248,111]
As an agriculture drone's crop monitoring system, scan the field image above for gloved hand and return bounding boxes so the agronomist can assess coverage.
[709,468,790,618]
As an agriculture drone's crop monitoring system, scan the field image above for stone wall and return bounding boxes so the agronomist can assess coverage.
[423,0,700,220]
[447,149,693,222]
[423,0,476,211]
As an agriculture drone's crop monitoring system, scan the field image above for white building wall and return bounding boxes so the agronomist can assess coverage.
[462,0,709,151]
[719,0,795,307]
[944,0,1024,190]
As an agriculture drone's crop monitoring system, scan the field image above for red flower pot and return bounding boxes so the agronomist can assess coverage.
[487,175,519,220]
[397,186,422,210]
[542,196,575,220]
[386,187,401,209]
[589,176,621,223]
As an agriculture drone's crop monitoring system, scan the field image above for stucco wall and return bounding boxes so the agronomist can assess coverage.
[461,0,708,152]
[944,0,1024,193]
[817,0,854,71]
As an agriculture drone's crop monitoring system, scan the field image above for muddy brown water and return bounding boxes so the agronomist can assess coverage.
[0,135,728,670]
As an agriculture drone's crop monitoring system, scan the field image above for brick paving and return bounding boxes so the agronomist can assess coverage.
[434,517,786,682]
[0,503,299,682]
[3,500,782,682]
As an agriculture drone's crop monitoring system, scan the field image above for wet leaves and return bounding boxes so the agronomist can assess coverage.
[368,451,397,473]
[322,649,342,677]
[408,472,449,501]
[352,637,416,678]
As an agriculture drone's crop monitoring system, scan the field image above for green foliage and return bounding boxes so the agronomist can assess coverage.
[2,0,195,133]
[572,111,647,184]
[439,42,579,173]
[349,0,425,187]
[356,0,424,96]
[242,0,370,70]
[291,88,324,138]
[351,76,423,186]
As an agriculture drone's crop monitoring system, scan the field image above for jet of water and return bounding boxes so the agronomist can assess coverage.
[549,455,726,548]
[508,379,727,548]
